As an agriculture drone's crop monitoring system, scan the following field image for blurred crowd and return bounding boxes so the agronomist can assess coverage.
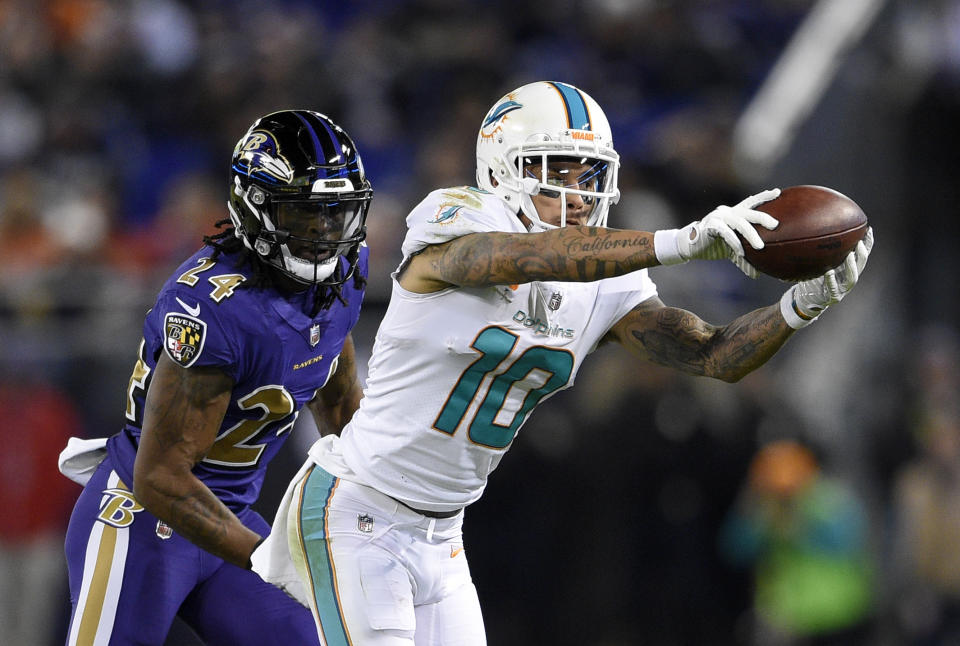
[2,1,960,644]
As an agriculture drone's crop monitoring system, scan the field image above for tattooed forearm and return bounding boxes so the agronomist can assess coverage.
[627,303,794,382]
[712,305,792,377]
[167,490,229,548]
[144,484,257,567]
[432,226,658,287]
[631,308,715,374]
[562,227,652,257]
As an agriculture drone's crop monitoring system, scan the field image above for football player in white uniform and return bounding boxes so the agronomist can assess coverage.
[253,81,873,645]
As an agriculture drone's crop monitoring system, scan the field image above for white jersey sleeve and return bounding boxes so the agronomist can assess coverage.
[595,269,659,338]
[400,186,525,259]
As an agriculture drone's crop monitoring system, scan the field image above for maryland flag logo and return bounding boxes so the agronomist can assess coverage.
[164,312,207,368]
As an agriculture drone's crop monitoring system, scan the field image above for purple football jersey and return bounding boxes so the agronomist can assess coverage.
[106,244,367,510]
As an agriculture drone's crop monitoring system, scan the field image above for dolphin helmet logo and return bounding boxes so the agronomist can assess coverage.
[479,98,523,142]
[482,100,523,129]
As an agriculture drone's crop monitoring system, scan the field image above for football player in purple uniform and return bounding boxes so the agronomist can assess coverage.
[58,110,372,645]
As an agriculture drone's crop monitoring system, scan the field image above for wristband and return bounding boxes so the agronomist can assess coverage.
[246,536,266,570]
[653,229,686,265]
[779,287,817,330]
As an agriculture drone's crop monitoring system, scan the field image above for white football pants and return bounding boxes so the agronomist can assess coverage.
[288,465,487,646]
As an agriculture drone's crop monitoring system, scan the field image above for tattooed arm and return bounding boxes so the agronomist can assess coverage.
[398,226,659,293]
[603,296,795,383]
[133,354,261,568]
[307,333,362,437]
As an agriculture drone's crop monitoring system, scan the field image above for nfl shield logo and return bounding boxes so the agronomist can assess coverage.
[156,520,174,540]
[548,291,563,311]
[357,513,375,533]
[309,324,320,347]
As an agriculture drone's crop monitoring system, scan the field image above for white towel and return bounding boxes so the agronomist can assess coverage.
[251,457,314,607]
[57,436,109,485]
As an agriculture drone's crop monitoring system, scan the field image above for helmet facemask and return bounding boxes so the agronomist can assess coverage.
[514,147,618,231]
[229,176,370,286]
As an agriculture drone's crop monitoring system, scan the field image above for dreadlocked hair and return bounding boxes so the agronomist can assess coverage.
[308,242,367,315]
[202,217,273,288]
[201,217,367,315]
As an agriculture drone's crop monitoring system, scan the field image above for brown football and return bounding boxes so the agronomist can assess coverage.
[741,185,869,281]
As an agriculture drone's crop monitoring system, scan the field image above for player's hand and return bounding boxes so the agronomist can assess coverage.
[780,228,874,329]
[654,189,780,277]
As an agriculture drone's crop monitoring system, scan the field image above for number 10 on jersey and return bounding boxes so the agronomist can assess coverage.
[432,326,574,449]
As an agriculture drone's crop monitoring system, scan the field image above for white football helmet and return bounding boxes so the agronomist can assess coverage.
[476,81,620,231]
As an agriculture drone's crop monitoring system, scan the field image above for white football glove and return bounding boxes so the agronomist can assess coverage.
[780,227,874,329]
[654,189,781,278]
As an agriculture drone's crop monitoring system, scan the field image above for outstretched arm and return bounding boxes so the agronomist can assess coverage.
[401,226,659,292]
[605,231,874,381]
[398,190,779,294]
[133,354,261,568]
[307,333,363,437]
[604,296,795,383]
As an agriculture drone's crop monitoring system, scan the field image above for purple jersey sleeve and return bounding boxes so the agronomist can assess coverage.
[151,290,240,378]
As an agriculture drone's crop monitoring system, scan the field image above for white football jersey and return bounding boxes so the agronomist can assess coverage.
[310,186,658,511]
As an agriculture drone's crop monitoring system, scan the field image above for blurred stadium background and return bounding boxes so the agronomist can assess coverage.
[2,1,959,644]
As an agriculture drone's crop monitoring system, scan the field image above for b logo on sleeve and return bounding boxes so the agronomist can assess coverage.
[164,312,207,368]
